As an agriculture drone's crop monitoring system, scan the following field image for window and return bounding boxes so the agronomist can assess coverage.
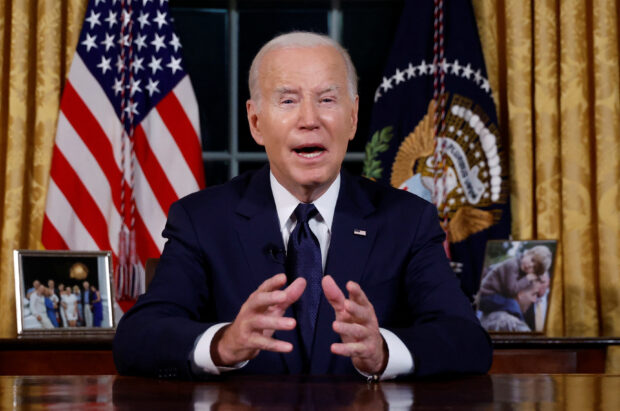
[170,0,403,185]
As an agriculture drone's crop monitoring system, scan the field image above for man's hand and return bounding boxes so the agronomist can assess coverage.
[322,275,388,376]
[212,273,306,367]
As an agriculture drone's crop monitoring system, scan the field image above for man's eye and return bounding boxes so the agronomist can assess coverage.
[281,99,294,104]
[321,97,335,103]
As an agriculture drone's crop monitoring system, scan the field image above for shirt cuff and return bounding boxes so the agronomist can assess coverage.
[191,322,248,375]
[355,328,415,381]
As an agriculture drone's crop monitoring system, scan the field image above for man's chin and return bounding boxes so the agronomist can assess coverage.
[295,170,337,188]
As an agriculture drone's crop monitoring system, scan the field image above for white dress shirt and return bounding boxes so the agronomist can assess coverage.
[192,172,414,379]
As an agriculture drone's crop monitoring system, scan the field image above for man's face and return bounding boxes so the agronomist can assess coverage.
[48,280,55,288]
[247,45,359,201]
[83,281,89,290]
[517,284,540,312]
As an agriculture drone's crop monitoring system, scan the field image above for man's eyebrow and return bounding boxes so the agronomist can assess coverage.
[274,87,298,95]
[318,85,340,94]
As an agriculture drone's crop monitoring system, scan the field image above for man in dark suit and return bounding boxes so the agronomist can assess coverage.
[113,32,492,380]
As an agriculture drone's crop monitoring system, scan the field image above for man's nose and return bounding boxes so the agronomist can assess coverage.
[298,99,320,130]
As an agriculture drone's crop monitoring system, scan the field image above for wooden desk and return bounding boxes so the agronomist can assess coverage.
[1,336,619,375]
[1,374,619,409]
[490,336,619,373]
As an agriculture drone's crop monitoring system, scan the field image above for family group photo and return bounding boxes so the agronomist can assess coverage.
[15,251,113,332]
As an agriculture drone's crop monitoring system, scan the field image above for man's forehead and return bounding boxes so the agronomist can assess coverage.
[259,46,347,80]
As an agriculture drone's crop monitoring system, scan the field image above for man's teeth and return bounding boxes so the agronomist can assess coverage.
[298,151,322,158]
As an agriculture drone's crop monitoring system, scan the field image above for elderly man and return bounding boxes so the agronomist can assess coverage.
[28,285,54,329]
[81,281,93,327]
[113,32,492,380]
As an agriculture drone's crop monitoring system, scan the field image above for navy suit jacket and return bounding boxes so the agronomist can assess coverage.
[113,166,492,379]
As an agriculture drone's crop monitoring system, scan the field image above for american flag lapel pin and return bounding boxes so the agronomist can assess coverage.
[353,229,367,237]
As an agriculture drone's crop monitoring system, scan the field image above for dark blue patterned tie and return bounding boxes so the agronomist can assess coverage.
[286,203,323,358]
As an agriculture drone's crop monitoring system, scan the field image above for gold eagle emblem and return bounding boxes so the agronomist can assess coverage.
[390,95,506,243]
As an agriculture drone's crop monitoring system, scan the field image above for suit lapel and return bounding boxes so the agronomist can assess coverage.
[233,166,304,374]
[310,171,377,374]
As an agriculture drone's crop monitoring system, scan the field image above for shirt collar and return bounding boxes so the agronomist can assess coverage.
[270,171,340,230]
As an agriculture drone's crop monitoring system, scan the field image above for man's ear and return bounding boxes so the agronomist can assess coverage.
[246,99,264,146]
[348,95,360,141]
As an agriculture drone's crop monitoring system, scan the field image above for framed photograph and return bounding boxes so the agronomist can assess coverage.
[14,250,115,337]
[475,240,558,334]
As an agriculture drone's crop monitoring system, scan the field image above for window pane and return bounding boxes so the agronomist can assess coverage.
[170,7,229,151]
[237,5,329,152]
[239,161,269,175]
[342,1,403,152]
[204,160,230,187]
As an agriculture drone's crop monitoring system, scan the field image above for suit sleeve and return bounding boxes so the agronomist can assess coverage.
[113,201,217,380]
[387,202,493,377]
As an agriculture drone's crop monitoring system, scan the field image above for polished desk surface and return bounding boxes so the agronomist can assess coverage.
[1,374,619,410]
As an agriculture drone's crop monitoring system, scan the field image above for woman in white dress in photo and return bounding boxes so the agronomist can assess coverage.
[61,287,79,327]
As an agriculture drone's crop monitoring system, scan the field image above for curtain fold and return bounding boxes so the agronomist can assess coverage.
[0,0,86,337]
[532,0,564,337]
[592,0,620,338]
[474,0,620,368]
[559,0,599,337]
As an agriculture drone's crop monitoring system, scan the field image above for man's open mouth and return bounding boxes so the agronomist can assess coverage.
[293,145,326,159]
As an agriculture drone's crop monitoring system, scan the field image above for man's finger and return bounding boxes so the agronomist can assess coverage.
[249,334,294,353]
[346,281,371,307]
[330,341,368,358]
[322,275,346,311]
[283,277,306,305]
[343,299,371,323]
[257,273,288,292]
[250,314,296,331]
[332,320,368,340]
[246,289,288,311]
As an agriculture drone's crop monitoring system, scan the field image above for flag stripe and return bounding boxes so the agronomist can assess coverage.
[140,107,199,197]
[157,91,205,187]
[133,161,168,252]
[50,146,114,252]
[56,113,122,254]
[174,76,201,138]
[45,179,99,251]
[42,215,69,250]
[133,124,178,215]
[68,54,123,167]
[61,81,123,210]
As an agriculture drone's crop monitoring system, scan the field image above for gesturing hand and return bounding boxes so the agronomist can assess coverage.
[322,275,388,376]
[212,273,306,367]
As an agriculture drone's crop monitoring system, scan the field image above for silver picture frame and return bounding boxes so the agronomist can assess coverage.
[14,250,115,337]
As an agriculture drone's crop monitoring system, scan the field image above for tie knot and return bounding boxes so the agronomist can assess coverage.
[294,203,318,223]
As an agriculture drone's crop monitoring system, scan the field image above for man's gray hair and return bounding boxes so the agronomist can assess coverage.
[248,31,358,103]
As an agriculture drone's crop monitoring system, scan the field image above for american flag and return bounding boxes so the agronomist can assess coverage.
[43,0,205,306]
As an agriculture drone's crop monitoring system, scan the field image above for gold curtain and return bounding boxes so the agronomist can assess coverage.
[0,0,87,337]
[474,0,620,369]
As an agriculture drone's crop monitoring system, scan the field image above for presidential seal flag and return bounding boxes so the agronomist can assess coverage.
[42,0,205,310]
[364,0,510,300]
